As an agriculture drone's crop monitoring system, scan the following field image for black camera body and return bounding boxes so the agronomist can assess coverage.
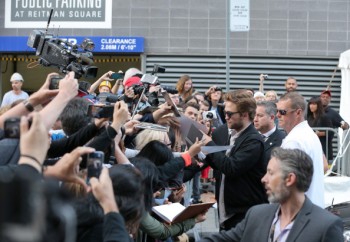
[161,85,178,94]
[132,84,145,96]
[27,30,98,79]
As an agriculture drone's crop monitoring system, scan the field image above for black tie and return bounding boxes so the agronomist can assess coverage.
[261,134,268,142]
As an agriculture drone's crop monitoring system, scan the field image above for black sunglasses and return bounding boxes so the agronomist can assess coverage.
[277,109,296,116]
[224,111,240,118]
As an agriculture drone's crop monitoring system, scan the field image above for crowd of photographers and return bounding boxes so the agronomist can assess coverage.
[0,68,347,242]
[0,68,211,242]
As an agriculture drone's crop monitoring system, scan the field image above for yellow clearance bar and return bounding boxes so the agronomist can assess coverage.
[1,57,140,63]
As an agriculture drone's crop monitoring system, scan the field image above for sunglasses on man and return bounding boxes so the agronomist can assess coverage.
[224,111,240,118]
[277,109,296,116]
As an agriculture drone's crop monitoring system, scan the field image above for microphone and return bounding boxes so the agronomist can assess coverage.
[45,9,53,35]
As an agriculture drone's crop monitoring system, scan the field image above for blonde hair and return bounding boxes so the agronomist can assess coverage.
[0,105,11,116]
[135,129,169,150]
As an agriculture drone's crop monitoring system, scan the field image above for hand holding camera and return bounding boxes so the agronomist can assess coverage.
[57,71,79,99]
[111,101,129,132]
[259,73,268,81]
[205,85,219,96]
[19,112,49,172]
[90,167,119,214]
[45,146,96,191]
[188,137,205,158]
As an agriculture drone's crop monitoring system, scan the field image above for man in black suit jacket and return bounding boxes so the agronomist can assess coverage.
[200,148,343,242]
[202,90,267,230]
[254,101,286,161]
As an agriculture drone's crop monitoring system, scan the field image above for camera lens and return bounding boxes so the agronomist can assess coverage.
[206,112,214,119]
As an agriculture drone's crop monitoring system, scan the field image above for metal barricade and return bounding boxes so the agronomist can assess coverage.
[311,127,339,163]
[336,129,350,176]
[313,127,350,176]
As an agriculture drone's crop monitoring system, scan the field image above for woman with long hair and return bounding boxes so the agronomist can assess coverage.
[176,75,193,102]
[307,96,333,161]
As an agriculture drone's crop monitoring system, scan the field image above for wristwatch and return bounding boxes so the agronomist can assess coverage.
[23,100,34,112]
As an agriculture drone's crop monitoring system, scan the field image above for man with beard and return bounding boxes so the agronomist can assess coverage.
[284,77,298,93]
[202,90,267,230]
[320,89,349,130]
[200,148,343,242]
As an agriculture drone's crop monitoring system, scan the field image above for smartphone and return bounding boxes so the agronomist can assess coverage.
[87,104,114,118]
[154,188,172,205]
[161,91,181,117]
[86,151,104,183]
[110,73,124,80]
[49,75,63,90]
[4,117,33,139]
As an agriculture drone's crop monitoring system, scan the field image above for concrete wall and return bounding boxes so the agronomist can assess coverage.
[0,0,349,56]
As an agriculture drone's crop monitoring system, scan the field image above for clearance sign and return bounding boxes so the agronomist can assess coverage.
[5,0,112,28]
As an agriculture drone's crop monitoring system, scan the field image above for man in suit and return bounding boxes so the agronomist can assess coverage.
[202,90,267,230]
[254,101,286,160]
[200,148,343,242]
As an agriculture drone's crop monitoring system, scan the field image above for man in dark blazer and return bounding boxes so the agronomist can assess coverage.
[202,90,267,230]
[200,148,343,242]
[254,101,286,161]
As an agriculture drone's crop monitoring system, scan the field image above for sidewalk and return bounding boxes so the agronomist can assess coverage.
[186,192,219,240]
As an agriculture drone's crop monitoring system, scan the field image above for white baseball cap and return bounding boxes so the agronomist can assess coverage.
[10,73,24,82]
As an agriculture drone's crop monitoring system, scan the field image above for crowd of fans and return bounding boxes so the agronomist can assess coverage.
[0,69,348,242]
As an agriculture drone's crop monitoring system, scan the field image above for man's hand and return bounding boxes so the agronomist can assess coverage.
[20,112,49,165]
[152,103,173,122]
[101,71,115,81]
[195,210,208,223]
[57,71,79,100]
[28,72,61,106]
[188,138,205,157]
[157,116,180,128]
[45,146,95,191]
[94,117,109,129]
[205,86,217,96]
[124,86,135,99]
[341,121,349,130]
[111,101,129,131]
[149,85,161,94]
[124,119,140,135]
[90,167,119,214]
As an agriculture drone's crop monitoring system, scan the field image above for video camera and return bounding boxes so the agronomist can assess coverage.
[27,9,98,79]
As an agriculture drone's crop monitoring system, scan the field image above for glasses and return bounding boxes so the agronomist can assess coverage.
[224,111,240,118]
[277,109,296,116]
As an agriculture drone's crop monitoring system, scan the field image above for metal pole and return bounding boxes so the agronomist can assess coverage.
[225,0,230,92]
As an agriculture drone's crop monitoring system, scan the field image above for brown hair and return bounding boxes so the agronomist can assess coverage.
[225,90,257,121]
[279,92,306,111]
[176,75,193,100]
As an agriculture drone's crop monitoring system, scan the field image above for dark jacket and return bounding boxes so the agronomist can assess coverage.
[263,128,286,161]
[75,196,133,242]
[206,123,268,216]
[200,197,343,242]
[48,122,100,158]
[307,114,334,160]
